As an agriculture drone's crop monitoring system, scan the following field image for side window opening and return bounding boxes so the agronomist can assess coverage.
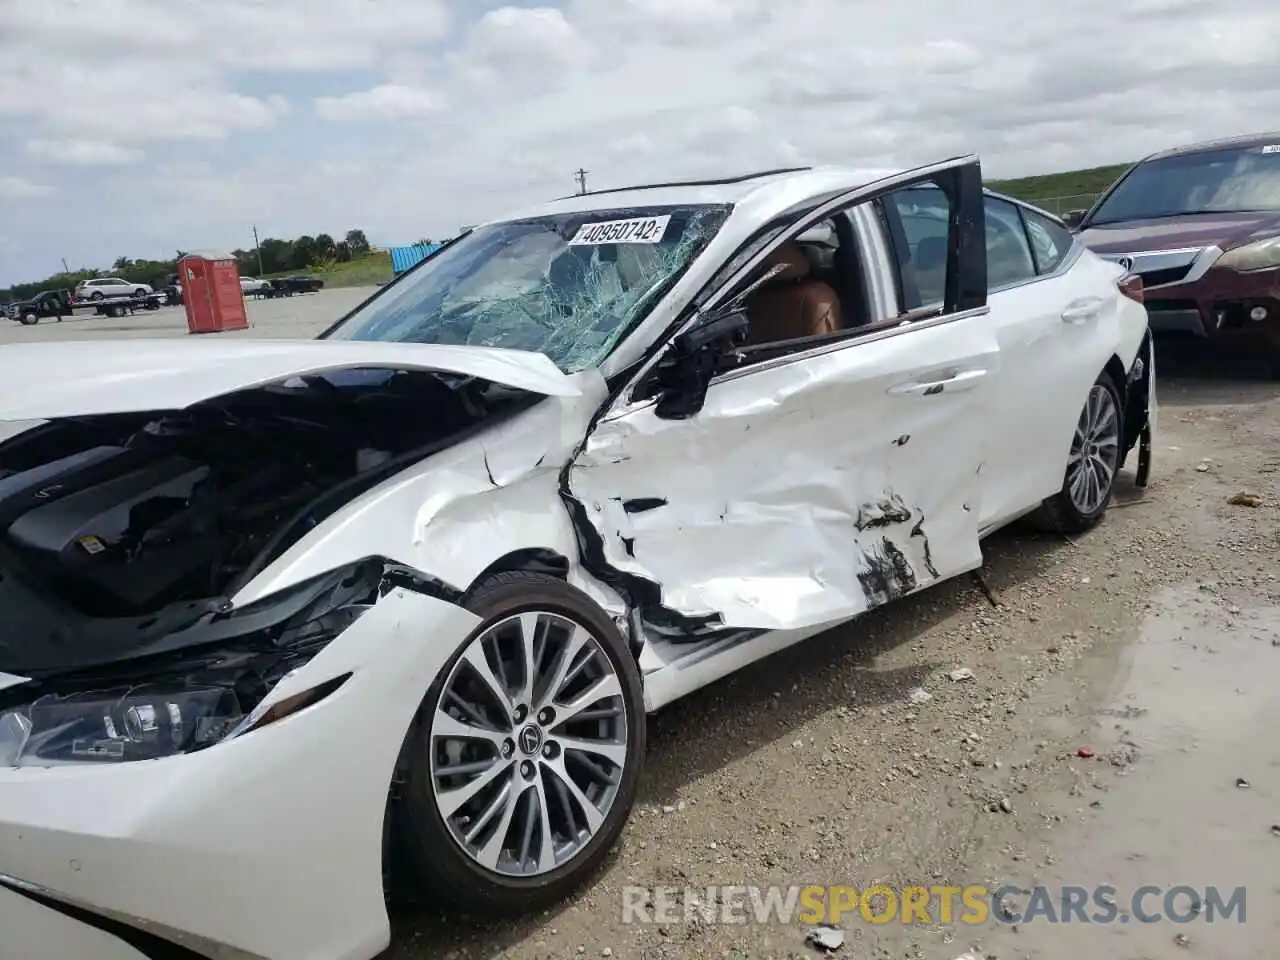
[736,218,858,348]
[702,212,876,362]
[984,198,1037,290]
[1021,208,1074,275]
[643,164,985,391]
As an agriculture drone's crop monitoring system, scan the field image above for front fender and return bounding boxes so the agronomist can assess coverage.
[230,379,626,618]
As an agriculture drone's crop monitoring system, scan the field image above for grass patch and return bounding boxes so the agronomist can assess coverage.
[987,162,1133,214]
[263,251,393,288]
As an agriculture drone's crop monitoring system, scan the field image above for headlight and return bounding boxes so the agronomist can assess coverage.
[0,559,382,768]
[3,684,243,765]
[1216,237,1280,273]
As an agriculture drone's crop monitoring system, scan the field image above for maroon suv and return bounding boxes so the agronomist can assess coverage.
[1069,132,1280,370]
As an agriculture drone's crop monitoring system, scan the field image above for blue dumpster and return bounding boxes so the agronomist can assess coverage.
[389,243,442,275]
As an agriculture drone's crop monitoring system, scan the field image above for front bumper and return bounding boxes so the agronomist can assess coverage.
[0,588,479,960]
[1143,265,1280,347]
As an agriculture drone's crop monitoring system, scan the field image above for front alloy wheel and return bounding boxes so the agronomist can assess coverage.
[391,571,645,913]
[431,610,629,877]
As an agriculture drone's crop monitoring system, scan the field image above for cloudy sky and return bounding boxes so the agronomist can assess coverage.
[1,0,1277,286]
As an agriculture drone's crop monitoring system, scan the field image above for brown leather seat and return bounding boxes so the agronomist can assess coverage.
[744,242,842,345]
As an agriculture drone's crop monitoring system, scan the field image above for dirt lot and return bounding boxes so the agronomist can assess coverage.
[0,287,374,343]
[4,305,1274,958]
[384,354,1280,960]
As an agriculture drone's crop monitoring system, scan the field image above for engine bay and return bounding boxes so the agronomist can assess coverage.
[0,368,536,619]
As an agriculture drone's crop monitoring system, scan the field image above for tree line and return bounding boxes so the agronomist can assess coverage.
[2,229,374,303]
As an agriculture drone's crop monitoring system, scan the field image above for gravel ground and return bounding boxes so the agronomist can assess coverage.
[382,356,1280,960]
[5,303,1274,959]
[0,287,374,343]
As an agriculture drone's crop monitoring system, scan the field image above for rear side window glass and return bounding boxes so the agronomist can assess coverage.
[984,198,1037,289]
[1022,209,1074,275]
[884,185,952,310]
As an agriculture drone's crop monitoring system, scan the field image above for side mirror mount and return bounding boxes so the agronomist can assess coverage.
[1062,209,1086,230]
[651,305,751,420]
[673,303,751,354]
[645,255,793,420]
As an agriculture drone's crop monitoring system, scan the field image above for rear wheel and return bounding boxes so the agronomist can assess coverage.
[1034,370,1124,534]
[134,288,148,298]
[89,291,104,301]
[389,571,645,914]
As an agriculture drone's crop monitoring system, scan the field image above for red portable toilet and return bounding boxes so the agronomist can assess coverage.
[178,250,249,334]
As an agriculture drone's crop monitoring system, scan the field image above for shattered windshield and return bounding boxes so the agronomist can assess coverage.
[323,204,731,373]
[1089,146,1280,224]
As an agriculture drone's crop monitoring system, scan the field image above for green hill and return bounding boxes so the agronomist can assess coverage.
[987,162,1132,215]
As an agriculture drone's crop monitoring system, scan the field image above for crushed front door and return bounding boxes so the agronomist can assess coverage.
[566,315,1000,635]
[564,158,1002,636]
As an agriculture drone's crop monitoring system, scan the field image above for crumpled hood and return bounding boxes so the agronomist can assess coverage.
[0,338,580,421]
[1079,211,1280,254]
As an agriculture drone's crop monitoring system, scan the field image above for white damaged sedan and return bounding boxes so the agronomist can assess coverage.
[0,157,1154,960]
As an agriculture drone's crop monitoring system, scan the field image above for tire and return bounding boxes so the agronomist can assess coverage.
[20,312,37,326]
[89,291,104,301]
[134,288,148,298]
[388,570,645,915]
[1033,369,1124,534]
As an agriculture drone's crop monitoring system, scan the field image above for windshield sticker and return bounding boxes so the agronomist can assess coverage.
[569,216,671,246]
[1261,144,1280,154]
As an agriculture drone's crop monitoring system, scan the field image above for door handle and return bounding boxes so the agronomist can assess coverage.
[888,368,988,396]
[1061,298,1106,324]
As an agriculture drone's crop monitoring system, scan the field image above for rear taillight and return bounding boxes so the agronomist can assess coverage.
[1118,273,1144,303]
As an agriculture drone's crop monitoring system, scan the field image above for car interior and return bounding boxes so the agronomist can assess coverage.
[739,185,1049,352]
[741,203,915,348]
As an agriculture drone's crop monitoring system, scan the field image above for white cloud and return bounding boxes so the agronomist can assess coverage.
[26,139,143,166]
[4,0,1280,285]
[315,84,446,122]
[0,55,289,144]
[0,0,446,146]
[0,176,54,200]
[3,0,452,70]
[463,7,590,75]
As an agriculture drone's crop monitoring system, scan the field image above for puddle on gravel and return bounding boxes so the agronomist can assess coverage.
[985,583,1280,960]
[1101,583,1280,753]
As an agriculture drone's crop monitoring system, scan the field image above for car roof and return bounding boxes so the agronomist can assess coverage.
[480,161,1061,232]
[484,164,902,229]
[1143,130,1280,162]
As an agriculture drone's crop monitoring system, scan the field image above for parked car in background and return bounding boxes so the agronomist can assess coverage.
[267,275,325,296]
[5,289,72,325]
[1070,131,1280,372]
[74,277,152,301]
[0,157,1154,960]
[240,276,271,295]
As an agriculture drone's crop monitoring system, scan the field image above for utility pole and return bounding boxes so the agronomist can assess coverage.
[574,168,589,194]
[60,257,70,274]
[252,224,264,276]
